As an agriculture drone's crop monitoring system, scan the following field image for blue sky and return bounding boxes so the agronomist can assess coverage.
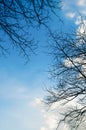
[0,1,86,130]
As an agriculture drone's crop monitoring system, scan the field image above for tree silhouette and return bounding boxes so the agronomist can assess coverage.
[0,0,61,59]
[46,20,86,130]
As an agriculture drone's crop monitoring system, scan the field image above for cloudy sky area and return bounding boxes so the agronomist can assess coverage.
[0,0,86,130]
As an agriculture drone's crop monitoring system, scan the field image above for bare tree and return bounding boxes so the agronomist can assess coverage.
[0,0,61,59]
[45,20,86,130]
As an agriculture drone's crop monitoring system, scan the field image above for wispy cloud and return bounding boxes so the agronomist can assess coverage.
[0,76,44,130]
[62,0,86,23]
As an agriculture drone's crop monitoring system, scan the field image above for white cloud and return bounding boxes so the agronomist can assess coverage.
[32,98,58,130]
[33,95,85,130]
[32,98,43,107]
[62,0,86,25]
[44,113,57,130]
[33,98,70,130]
[77,19,86,34]
[66,12,75,18]
[40,127,47,130]
[77,0,86,6]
